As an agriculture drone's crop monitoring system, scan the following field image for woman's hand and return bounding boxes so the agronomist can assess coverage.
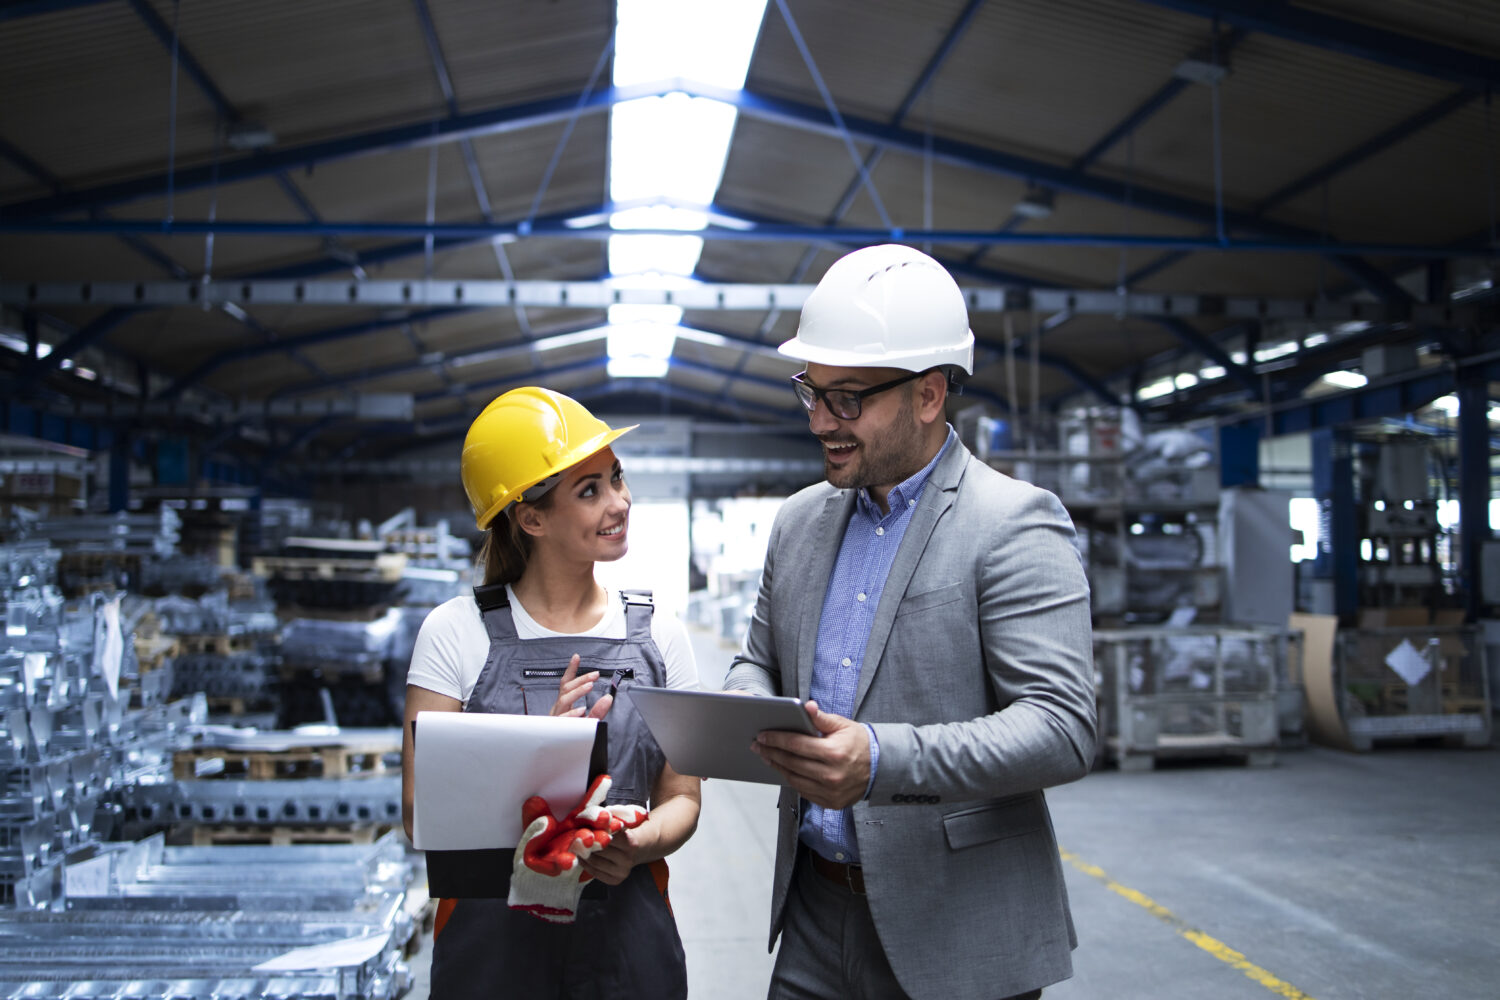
[579,824,656,886]
[550,654,613,720]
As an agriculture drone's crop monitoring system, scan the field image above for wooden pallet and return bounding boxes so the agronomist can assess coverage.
[173,741,399,781]
[190,823,397,847]
[173,632,262,655]
[133,635,180,672]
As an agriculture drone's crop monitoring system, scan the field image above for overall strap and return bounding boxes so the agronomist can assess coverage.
[619,589,654,641]
[472,584,519,641]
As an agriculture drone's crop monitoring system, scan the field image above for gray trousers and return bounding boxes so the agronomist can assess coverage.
[768,850,1043,1000]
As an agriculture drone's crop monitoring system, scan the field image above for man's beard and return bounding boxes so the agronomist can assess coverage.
[821,392,925,492]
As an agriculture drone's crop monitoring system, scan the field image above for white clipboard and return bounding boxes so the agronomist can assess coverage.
[411,711,601,851]
[627,687,820,785]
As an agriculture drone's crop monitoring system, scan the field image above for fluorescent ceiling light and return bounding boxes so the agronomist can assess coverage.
[1012,187,1054,220]
[1253,341,1299,363]
[0,333,50,357]
[1172,58,1229,85]
[1321,370,1367,389]
[1138,378,1175,401]
[1303,332,1329,348]
[1429,395,1459,415]
[1199,365,1226,380]
[1490,406,1500,423]
[1174,373,1199,390]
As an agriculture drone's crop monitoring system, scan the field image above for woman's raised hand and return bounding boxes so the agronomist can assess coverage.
[550,653,613,719]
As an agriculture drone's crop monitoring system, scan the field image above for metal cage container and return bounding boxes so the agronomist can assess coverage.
[1334,626,1491,750]
[1095,626,1296,770]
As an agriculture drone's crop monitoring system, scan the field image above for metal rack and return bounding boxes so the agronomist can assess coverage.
[1095,625,1297,771]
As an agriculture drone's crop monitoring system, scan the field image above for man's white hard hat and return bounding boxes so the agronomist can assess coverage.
[779,244,974,375]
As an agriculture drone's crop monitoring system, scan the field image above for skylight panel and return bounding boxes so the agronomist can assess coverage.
[609,95,737,208]
[608,234,705,277]
[613,0,766,89]
[605,0,767,373]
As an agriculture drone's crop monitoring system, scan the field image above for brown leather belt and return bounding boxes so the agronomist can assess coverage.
[809,851,865,895]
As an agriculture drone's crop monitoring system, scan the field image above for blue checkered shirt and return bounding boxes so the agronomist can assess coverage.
[800,427,957,865]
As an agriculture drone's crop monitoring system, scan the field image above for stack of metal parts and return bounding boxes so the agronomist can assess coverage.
[138,553,230,596]
[0,831,420,999]
[158,591,282,711]
[126,726,403,831]
[0,545,185,909]
[17,509,182,597]
[280,612,405,682]
[25,509,181,557]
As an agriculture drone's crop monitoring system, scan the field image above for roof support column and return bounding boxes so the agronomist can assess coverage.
[1456,368,1491,621]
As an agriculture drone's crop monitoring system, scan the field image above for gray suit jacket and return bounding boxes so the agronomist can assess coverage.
[723,438,1096,1000]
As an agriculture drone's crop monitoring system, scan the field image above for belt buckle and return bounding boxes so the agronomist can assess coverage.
[842,862,864,895]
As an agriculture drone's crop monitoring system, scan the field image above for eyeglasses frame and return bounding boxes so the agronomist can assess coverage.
[789,369,932,421]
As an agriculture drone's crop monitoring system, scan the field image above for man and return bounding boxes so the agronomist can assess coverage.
[723,244,1096,1000]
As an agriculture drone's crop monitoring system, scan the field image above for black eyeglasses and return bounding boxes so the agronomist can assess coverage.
[790,370,926,421]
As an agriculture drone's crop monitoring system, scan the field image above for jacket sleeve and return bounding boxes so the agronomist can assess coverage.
[722,509,785,697]
[868,485,1097,803]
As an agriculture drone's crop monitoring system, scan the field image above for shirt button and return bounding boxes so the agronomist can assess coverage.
[875,526,885,536]
[856,593,867,602]
[835,851,846,861]
[908,499,916,507]
[841,657,852,667]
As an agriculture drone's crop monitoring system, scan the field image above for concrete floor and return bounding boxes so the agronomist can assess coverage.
[405,627,1499,1000]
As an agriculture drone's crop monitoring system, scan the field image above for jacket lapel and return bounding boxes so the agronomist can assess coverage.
[852,441,969,715]
[795,489,855,701]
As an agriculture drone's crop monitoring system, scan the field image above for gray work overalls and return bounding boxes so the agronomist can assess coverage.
[429,585,687,1000]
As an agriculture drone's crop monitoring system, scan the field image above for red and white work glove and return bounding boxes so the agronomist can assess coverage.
[506,774,649,923]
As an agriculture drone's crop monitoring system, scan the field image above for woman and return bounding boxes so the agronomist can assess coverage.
[401,387,700,999]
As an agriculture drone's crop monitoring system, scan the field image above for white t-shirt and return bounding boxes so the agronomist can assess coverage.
[406,585,700,706]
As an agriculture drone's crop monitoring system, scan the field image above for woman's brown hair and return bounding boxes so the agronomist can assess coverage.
[476,491,556,586]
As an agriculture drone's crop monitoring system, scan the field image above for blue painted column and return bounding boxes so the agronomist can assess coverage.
[1456,370,1490,621]
[1219,422,1261,488]
[1311,426,1359,622]
[108,426,131,513]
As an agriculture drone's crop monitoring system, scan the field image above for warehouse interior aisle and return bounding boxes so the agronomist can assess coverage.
[408,626,1497,999]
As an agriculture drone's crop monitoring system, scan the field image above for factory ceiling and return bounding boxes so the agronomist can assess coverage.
[1,0,1497,473]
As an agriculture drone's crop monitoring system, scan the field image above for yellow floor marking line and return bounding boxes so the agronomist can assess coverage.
[1059,848,1320,1000]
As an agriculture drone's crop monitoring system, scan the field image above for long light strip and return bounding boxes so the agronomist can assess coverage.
[605,0,768,374]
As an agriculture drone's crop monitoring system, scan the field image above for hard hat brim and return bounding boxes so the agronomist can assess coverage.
[474,422,637,529]
[777,334,975,375]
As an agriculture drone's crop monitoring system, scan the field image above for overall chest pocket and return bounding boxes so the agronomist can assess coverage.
[515,664,626,716]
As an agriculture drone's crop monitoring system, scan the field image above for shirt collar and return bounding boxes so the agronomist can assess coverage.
[856,425,957,519]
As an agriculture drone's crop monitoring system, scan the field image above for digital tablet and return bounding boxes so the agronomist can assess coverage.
[626,687,820,785]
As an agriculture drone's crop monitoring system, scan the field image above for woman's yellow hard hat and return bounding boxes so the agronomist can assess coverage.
[461,387,636,530]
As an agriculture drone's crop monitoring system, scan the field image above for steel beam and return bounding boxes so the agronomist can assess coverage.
[0,0,113,21]
[12,278,1491,326]
[1456,370,1491,620]
[5,216,1485,262]
[1130,0,1500,92]
[1150,316,1258,392]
